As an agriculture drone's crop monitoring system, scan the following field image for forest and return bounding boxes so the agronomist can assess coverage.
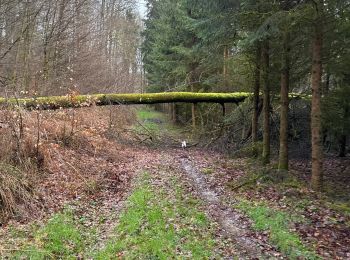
[0,0,349,259]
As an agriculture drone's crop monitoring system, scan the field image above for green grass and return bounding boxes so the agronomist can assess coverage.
[2,171,219,259]
[95,173,217,259]
[135,107,166,133]
[135,107,186,139]
[201,167,214,175]
[236,200,319,259]
[136,108,165,121]
[9,210,85,259]
[2,170,217,259]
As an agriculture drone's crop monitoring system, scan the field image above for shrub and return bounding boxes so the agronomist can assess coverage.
[235,141,264,158]
[0,163,36,222]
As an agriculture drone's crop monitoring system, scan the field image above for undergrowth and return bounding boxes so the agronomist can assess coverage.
[5,210,85,259]
[136,107,165,132]
[0,163,37,222]
[133,107,189,145]
[234,141,264,159]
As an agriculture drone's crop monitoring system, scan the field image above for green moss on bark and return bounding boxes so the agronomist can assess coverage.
[0,92,252,110]
[0,92,309,111]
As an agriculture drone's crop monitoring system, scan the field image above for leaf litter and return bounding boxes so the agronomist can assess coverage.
[0,106,349,259]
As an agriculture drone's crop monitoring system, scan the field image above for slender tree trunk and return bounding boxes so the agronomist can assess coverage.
[324,71,330,95]
[338,135,346,157]
[261,39,270,164]
[189,63,198,129]
[252,43,261,143]
[221,103,226,116]
[23,1,32,91]
[192,102,197,129]
[223,45,229,91]
[172,103,179,124]
[175,103,180,123]
[311,4,324,191]
[278,32,291,171]
[339,105,349,157]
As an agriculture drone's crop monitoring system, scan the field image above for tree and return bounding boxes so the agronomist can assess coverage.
[310,0,324,191]
[238,0,281,163]
[0,0,141,96]
[142,0,349,189]
[321,0,350,157]
[261,37,270,164]
[277,0,297,171]
[251,43,261,143]
[322,85,350,157]
[278,30,290,170]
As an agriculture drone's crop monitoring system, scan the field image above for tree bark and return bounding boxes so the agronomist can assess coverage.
[223,45,229,91]
[252,43,261,143]
[324,71,330,95]
[0,92,251,110]
[338,135,347,157]
[172,103,180,124]
[311,2,324,191]
[190,81,197,129]
[278,32,291,171]
[338,104,349,157]
[192,102,197,129]
[261,39,270,164]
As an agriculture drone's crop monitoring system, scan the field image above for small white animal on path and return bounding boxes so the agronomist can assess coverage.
[181,141,187,149]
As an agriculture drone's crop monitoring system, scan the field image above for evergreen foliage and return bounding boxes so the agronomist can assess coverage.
[142,0,350,189]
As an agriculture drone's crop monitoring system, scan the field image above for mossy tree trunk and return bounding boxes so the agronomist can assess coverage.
[278,32,291,171]
[0,92,250,110]
[261,39,270,165]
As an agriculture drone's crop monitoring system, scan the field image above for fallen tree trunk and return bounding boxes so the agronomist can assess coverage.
[0,92,251,110]
[0,92,310,111]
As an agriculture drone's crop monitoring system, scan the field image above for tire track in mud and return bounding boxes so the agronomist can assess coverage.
[172,153,281,259]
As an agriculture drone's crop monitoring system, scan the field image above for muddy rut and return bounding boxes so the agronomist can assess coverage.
[168,152,281,259]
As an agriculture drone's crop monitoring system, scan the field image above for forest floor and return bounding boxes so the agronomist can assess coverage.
[0,106,349,259]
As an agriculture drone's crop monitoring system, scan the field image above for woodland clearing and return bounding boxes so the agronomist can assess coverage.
[0,106,349,259]
[1,0,350,258]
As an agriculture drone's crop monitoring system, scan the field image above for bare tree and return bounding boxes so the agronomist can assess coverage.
[0,0,142,96]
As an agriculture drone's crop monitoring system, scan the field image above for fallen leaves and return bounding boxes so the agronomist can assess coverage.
[1,107,349,259]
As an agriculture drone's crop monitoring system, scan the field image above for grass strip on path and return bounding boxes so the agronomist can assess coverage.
[95,172,219,259]
[4,209,88,259]
[134,107,189,141]
[236,199,319,260]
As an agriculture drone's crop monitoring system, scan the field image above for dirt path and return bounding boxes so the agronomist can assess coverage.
[76,146,283,258]
[0,144,306,258]
[83,146,282,258]
[2,107,348,258]
[178,155,270,258]
[147,150,282,259]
